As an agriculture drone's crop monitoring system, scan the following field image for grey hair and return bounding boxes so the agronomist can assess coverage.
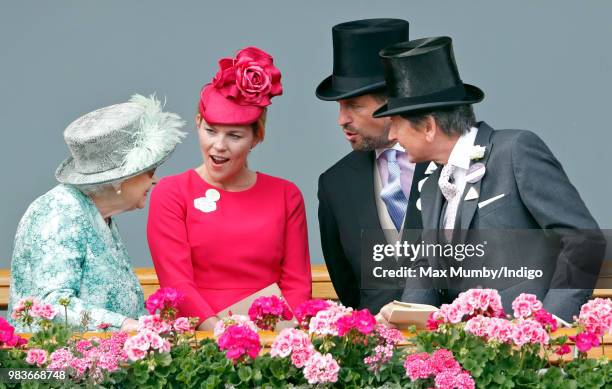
[401,105,476,136]
[370,91,387,104]
[77,180,124,197]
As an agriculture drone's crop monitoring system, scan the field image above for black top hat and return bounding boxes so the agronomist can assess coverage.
[373,36,484,118]
[315,18,409,101]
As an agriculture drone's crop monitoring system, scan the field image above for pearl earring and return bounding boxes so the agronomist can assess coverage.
[116,189,122,195]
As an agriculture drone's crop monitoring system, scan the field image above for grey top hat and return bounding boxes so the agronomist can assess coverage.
[55,94,186,186]
[373,36,484,118]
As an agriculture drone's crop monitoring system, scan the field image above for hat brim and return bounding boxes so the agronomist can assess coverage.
[315,75,386,101]
[54,146,177,186]
[201,85,263,125]
[372,84,484,118]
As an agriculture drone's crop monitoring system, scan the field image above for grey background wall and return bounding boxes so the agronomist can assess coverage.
[1,1,610,269]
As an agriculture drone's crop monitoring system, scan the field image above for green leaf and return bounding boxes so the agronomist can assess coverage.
[269,359,286,380]
[238,366,252,382]
[156,351,173,367]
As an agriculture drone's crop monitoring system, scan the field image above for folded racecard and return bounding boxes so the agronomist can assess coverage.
[388,300,439,329]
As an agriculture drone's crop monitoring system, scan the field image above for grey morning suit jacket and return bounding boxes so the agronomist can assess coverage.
[401,121,606,321]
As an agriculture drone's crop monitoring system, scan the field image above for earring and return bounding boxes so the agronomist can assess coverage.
[116,189,122,195]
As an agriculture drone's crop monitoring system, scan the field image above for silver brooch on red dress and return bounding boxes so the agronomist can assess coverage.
[194,189,221,213]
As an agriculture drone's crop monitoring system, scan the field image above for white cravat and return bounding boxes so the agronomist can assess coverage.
[439,164,458,229]
[440,127,479,230]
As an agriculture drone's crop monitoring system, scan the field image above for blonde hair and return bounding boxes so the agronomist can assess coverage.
[252,108,267,143]
[196,106,267,144]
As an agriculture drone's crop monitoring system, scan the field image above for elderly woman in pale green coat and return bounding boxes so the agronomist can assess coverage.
[8,95,185,332]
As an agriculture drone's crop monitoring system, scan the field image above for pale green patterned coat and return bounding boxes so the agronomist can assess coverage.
[8,184,147,331]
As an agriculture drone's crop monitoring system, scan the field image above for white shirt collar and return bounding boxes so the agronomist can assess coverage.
[447,127,479,170]
[375,142,405,159]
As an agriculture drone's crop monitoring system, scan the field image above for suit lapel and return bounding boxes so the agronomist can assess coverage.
[404,162,428,229]
[347,151,381,230]
[420,166,444,230]
[457,122,495,242]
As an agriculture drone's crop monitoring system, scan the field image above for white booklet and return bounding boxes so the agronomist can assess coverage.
[387,300,439,329]
[387,301,572,329]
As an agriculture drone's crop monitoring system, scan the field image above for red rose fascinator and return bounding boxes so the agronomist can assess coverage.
[199,46,283,125]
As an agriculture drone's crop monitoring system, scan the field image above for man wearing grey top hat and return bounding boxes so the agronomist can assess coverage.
[316,19,429,314]
[8,94,185,332]
[374,37,605,322]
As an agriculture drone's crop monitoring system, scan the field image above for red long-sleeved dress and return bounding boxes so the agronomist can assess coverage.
[147,170,312,323]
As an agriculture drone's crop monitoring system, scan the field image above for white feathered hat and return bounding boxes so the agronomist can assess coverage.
[55,94,186,185]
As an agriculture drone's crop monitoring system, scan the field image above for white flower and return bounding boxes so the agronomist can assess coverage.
[194,197,216,213]
[205,189,220,202]
[469,145,486,160]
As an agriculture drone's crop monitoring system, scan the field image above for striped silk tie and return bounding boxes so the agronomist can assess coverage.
[438,164,458,230]
[380,149,408,231]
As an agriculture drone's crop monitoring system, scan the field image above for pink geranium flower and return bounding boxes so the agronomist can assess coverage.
[173,317,193,333]
[555,344,572,356]
[364,343,394,371]
[270,328,313,358]
[123,329,170,361]
[375,324,405,346]
[512,293,543,319]
[11,297,39,320]
[465,315,514,343]
[137,315,172,334]
[309,303,352,336]
[302,352,340,385]
[426,312,443,330]
[430,349,461,374]
[0,317,27,347]
[511,319,549,347]
[459,289,505,319]
[404,349,474,388]
[434,370,476,389]
[248,295,293,331]
[336,309,376,337]
[26,349,48,366]
[217,324,261,362]
[577,298,612,337]
[294,299,331,329]
[363,325,404,371]
[270,328,315,368]
[48,348,74,370]
[48,332,128,383]
[533,309,558,332]
[145,287,184,316]
[570,331,600,353]
[30,303,57,320]
[432,289,505,326]
[464,315,489,338]
[486,317,514,343]
[404,352,434,380]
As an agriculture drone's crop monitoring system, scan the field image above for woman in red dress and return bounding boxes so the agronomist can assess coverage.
[147,47,311,331]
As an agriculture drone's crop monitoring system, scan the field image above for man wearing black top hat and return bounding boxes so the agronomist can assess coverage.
[316,19,428,314]
[374,37,605,322]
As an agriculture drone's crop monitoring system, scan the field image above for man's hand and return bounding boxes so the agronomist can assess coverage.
[375,302,397,328]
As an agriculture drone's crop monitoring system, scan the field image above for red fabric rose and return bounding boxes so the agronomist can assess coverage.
[212,46,282,107]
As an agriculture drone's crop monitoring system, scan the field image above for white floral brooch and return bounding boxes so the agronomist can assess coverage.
[194,189,221,213]
[469,145,486,160]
